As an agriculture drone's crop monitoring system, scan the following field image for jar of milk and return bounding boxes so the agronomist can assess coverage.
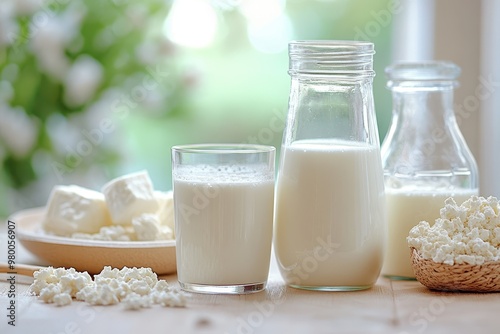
[381,62,479,279]
[274,41,386,291]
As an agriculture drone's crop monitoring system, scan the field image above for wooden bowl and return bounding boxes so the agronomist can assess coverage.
[410,247,500,292]
[11,207,177,275]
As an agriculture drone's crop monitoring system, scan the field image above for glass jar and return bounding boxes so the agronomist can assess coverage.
[381,61,479,279]
[274,41,386,291]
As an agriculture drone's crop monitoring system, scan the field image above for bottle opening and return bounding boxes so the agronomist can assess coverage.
[386,61,460,89]
[289,40,375,77]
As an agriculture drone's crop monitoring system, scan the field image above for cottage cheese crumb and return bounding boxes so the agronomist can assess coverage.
[122,293,152,310]
[39,284,62,303]
[155,290,187,307]
[407,196,500,265]
[71,225,133,241]
[54,293,72,306]
[31,266,187,309]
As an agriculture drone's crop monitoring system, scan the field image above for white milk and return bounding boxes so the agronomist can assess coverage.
[174,165,274,285]
[382,189,477,278]
[274,139,385,288]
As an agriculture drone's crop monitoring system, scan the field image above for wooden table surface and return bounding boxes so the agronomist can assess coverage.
[1,225,500,334]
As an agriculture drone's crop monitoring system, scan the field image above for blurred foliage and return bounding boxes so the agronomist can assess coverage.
[0,0,186,216]
[0,0,393,217]
[0,0,178,186]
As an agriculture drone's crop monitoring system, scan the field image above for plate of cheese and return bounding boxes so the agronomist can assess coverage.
[12,170,177,275]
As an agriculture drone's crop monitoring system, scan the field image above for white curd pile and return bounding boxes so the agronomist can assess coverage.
[30,266,186,309]
[407,196,500,266]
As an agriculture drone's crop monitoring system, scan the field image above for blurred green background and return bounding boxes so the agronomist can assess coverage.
[0,0,394,218]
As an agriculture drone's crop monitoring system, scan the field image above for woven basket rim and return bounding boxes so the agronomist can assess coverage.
[409,247,500,292]
[410,247,500,267]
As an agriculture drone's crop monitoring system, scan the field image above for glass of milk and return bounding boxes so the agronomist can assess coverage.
[172,144,275,294]
[274,41,386,291]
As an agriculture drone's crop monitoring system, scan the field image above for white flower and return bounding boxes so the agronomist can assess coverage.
[136,37,174,65]
[14,0,44,15]
[64,55,103,107]
[0,144,6,161]
[30,1,87,80]
[0,1,18,47]
[136,41,158,65]
[45,113,80,154]
[125,4,148,29]
[210,0,242,11]
[30,15,70,79]
[0,104,39,158]
[0,81,14,102]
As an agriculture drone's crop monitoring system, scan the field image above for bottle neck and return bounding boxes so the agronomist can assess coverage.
[382,84,478,190]
[285,74,377,146]
[391,86,456,128]
[381,62,478,191]
[283,41,379,147]
[384,85,460,156]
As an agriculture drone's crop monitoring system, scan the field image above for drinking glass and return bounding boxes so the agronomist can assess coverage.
[172,144,275,294]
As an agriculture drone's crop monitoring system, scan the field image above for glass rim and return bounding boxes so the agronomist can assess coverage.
[172,143,276,154]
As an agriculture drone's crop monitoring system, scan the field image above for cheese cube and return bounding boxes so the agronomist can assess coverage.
[155,190,175,235]
[43,185,111,236]
[102,170,159,225]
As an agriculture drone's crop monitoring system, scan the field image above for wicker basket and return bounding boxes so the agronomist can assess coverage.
[410,247,500,292]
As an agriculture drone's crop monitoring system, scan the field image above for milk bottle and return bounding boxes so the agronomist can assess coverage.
[381,62,479,278]
[274,41,386,291]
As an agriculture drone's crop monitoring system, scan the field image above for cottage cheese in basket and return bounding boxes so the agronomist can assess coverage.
[407,196,500,265]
